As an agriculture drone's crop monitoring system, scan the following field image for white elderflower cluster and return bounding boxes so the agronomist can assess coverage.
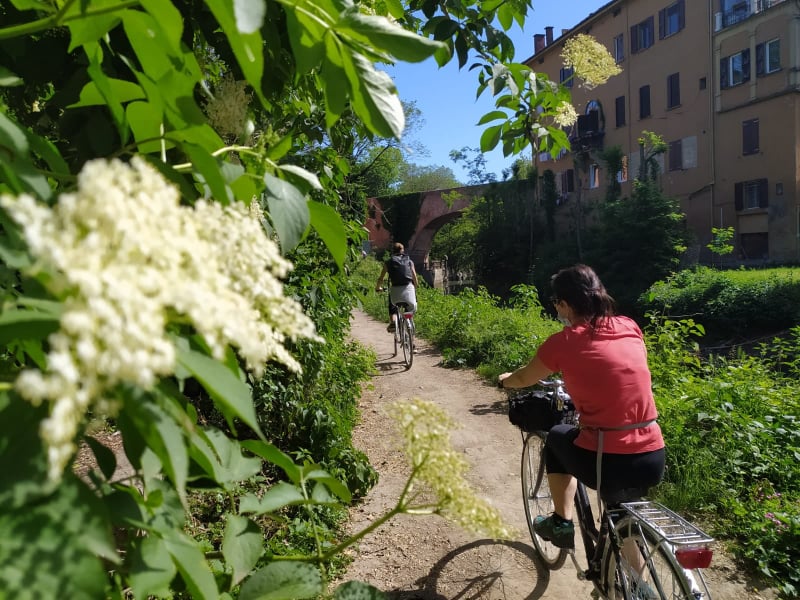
[390,399,511,539]
[1,157,319,480]
[204,75,252,138]
[561,33,622,89]
[553,101,578,127]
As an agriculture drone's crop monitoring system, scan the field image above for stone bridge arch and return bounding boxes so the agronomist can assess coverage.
[366,184,490,285]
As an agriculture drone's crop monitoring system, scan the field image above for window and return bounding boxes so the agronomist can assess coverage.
[667,73,680,109]
[720,50,750,88]
[589,164,600,189]
[639,85,651,119]
[756,39,780,76]
[560,67,574,88]
[742,119,759,155]
[721,0,750,28]
[560,169,575,193]
[669,139,682,170]
[630,16,655,54]
[699,77,707,90]
[659,0,685,38]
[735,178,768,210]
[617,155,629,183]
[613,34,625,63]
[615,96,626,127]
[740,233,768,260]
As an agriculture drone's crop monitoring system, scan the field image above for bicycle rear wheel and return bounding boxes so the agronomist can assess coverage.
[400,316,413,369]
[521,432,567,569]
[604,515,704,600]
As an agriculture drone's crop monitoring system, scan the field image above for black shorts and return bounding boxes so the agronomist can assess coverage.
[544,424,665,494]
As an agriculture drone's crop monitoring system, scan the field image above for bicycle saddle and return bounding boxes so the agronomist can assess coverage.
[601,486,648,506]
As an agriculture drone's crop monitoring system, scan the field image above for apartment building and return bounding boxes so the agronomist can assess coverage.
[527,0,799,264]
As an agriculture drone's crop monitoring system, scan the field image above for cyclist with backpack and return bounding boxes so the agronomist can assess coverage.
[375,242,418,332]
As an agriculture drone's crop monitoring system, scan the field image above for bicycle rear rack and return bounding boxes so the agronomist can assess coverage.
[621,501,714,546]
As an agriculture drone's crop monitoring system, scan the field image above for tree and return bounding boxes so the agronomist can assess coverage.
[450,146,497,184]
[397,163,461,192]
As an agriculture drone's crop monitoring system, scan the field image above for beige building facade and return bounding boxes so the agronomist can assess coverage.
[526,0,799,264]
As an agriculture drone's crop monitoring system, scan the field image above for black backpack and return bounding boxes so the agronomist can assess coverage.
[387,254,413,285]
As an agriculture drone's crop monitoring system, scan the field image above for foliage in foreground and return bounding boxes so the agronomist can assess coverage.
[354,260,800,597]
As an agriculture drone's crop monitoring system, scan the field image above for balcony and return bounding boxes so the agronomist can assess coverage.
[569,112,604,153]
[715,0,787,32]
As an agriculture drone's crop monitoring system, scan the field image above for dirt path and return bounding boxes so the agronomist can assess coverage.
[341,310,778,600]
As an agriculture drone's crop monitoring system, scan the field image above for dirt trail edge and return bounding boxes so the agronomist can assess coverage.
[340,310,777,600]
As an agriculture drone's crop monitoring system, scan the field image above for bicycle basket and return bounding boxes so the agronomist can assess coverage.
[508,390,562,432]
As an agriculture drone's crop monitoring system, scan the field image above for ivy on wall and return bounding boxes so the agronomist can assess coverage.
[377,192,424,248]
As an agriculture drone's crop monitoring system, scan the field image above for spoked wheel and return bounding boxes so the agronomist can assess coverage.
[521,432,567,569]
[604,516,701,600]
[400,315,413,369]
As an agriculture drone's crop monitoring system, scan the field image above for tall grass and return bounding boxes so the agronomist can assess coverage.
[352,259,800,596]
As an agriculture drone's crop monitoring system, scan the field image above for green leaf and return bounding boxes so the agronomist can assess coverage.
[239,481,305,515]
[304,468,352,503]
[339,12,445,63]
[0,309,60,346]
[240,440,301,484]
[205,0,267,107]
[480,123,503,152]
[181,142,232,203]
[163,532,219,600]
[122,10,176,80]
[70,79,145,107]
[0,391,54,509]
[176,346,263,438]
[189,428,262,486]
[308,200,346,269]
[264,173,309,253]
[84,435,118,481]
[0,112,51,199]
[67,12,121,51]
[130,535,177,598]
[0,475,115,598]
[476,110,508,125]
[333,581,387,600]
[222,515,263,587]
[0,66,22,87]
[342,53,404,139]
[239,561,323,600]
[9,0,52,10]
[84,42,130,145]
[127,101,169,155]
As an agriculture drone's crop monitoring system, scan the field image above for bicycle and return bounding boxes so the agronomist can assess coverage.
[510,379,715,600]
[378,288,415,369]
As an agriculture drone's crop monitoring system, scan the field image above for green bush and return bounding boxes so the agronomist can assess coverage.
[641,267,800,341]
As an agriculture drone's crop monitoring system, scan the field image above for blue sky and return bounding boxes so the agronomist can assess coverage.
[386,2,608,181]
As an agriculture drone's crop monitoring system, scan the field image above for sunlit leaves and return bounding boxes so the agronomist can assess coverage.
[239,562,323,600]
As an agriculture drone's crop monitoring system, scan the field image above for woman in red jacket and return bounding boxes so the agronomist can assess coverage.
[498,264,665,549]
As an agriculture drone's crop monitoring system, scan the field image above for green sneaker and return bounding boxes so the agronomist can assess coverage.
[533,514,575,549]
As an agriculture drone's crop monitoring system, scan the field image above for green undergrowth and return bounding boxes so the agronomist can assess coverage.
[354,258,800,597]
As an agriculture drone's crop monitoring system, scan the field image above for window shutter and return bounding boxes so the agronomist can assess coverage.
[669,140,682,171]
[758,179,769,208]
[678,0,685,30]
[567,169,575,192]
[742,119,759,155]
[720,58,728,89]
[659,8,666,39]
[755,43,765,76]
[615,96,626,127]
[734,182,743,211]
[742,49,751,82]
[631,25,639,53]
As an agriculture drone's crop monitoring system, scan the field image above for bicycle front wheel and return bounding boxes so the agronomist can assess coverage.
[400,317,413,369]
[604,515,705,600]
[521,432,567,569]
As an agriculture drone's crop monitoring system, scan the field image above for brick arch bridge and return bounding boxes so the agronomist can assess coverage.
[365,184,489,285]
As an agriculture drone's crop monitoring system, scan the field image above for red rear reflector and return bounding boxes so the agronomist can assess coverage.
[675,546,713,569]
